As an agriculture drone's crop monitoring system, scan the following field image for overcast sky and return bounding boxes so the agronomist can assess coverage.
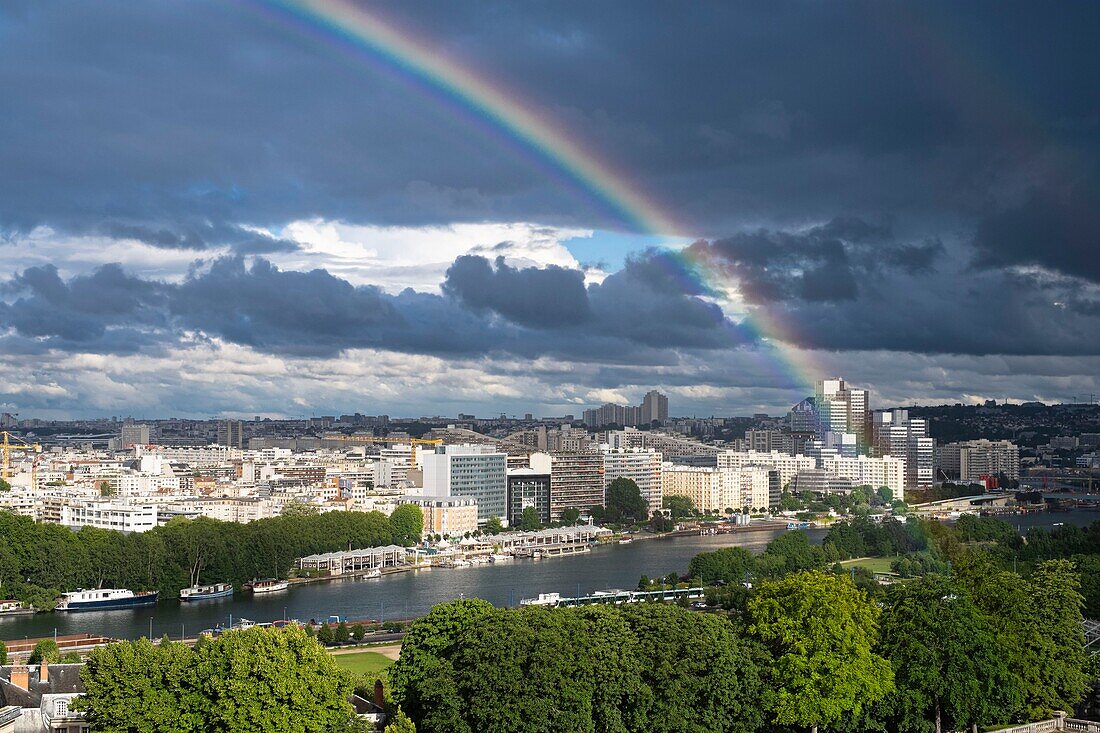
[1,1,1098,419]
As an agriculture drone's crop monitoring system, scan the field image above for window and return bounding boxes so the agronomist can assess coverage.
[56,699,69,716]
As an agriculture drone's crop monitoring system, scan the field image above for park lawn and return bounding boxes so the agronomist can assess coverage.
[838,556,896,574]
[331,651,395,678]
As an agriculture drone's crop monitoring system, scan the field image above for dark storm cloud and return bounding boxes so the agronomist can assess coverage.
[97,221,300,254]
[971,186,1100,282]
[1,1,1097,238]
[701,218,941,304]
[442,255,591,328]
[0,252,747,360]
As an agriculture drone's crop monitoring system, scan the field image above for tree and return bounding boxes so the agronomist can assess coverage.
[28,638,61,665]
[280,502,321,517]
[317,623,335,646]
[191,626,355,732]
[483,516,504,535]
[0,477,10,492]
[350,624,366,642]
[0,640,6,665]
[560,507,581,525]
[76,637,205,732]
[876,487,894,505]
[384,710,417,733]
[757,531,825,577]
[662,495,694,520]
[1027,559,1089,716]
[99,480,113,497]
[604,478,648,523]
[389,599,495,731]
[688,547,754,585]
[335,621,350,644]
[748,571,893,733]
[390,505,424,546]
[518,507,541,531]
[879,575,1014,733]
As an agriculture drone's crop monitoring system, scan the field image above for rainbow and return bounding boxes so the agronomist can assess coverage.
[243,0,820,400]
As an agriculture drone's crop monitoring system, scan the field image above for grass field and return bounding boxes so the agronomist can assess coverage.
[838,556,897,574]
[331,651,395,678]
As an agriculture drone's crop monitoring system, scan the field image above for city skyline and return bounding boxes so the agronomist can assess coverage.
[1,2,1098,419]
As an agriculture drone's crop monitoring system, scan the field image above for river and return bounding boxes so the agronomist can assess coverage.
[1,510,1095,642]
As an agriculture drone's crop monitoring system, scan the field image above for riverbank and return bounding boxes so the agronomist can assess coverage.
[0,509,1088,643]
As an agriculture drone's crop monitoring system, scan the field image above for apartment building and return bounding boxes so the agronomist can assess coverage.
[529,451,604,521]
[600,449,663,514]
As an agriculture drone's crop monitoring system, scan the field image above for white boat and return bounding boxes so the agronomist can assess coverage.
[244,578,289,594]
[520,592,561,607]
[56,588,159,612]
[489,553,513,563]
[361,568,382,579]
[180,582,234,601]
[618,537,634,545]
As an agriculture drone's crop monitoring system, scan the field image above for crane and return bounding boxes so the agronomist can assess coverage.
[322,434,443,467]
[1,431,42,481]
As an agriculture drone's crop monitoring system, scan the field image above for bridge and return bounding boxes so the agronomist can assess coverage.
[1085,618,1100,656]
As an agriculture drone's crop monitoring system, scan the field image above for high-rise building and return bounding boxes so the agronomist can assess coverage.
[815,377,870,449]
[641,390,669,424]
[217,420,244,449]
[601,449,663,515]
[787,397,818,433]
[529,451,604,520]
[506,468,551,526]
[421,445,508,524]
[119,424,151,449]
[583,390,669,428]
[873,409,934,490]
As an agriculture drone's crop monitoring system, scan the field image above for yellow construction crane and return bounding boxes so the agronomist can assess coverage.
[322,434,443,467]
[1,431,42,480]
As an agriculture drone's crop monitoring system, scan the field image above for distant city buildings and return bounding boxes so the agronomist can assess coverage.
[941,439,1021,483]
[583,390,669,428]
[118,424,150,449]
[217,420,244,449]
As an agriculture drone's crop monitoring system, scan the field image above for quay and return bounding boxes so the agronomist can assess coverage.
[522,586,705,608]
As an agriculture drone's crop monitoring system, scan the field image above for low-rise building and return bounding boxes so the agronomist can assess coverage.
[400,496,479,538]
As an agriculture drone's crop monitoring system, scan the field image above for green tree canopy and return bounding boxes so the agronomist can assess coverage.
[77,637,205,732]
[879,575,1015,733]
[390,601,763,733]
[560,507,581,525]
[687,546,754,585]
[389,505,424,546]
[604,478,648,523]
[483,516,504,535]
[28,638,61,665]
[80,629,356,732]
[193,626,354,732]
[662,495,694,520]
[757,531,825,577]
[748,571,893,733]
[518,507,541,531]
[384,710,417,733]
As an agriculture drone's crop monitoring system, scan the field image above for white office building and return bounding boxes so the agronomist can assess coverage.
[61,501,159,533]
[820,454,906,499]
[422,445,508,524]
[873,409,935,489]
